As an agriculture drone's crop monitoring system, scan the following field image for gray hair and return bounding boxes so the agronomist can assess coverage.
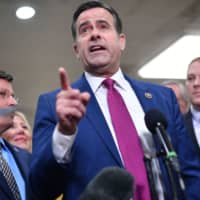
[162,80,189,103]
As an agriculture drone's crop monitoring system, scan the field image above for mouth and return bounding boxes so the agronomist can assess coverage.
[193,91,200,96]
[89,45,106,53]
[14,136,27,143]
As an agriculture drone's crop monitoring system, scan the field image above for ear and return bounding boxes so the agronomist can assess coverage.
[73,42,80,59]
[119,33,126,51]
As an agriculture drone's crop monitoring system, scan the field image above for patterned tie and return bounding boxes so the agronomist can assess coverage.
[103,79,151,200]
[0,144,21,200]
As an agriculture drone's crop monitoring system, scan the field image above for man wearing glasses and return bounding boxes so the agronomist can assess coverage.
[0,70,31,200]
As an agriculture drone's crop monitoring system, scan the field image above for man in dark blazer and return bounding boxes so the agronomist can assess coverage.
[30,1,200,200]
[185,57,200,159]
[0,70,31,200]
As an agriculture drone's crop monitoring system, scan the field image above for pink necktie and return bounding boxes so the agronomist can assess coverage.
[103,79,151,200]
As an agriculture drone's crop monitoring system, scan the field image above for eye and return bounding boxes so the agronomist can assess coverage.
[0,91,7,98]
[187,76,195,82]
[79,25,91,35]
[100,23,108,29]
[22,125,28,130]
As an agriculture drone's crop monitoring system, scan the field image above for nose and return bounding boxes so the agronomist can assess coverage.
[16,127,25,134]
[90,28,101,40]
[7,96,17,106]
[194,76,200,86]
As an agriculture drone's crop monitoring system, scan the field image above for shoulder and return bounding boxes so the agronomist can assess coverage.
[124,74,174,96]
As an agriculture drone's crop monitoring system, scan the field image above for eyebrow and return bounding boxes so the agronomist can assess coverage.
[79,19,110,29]
[78,21,90,30]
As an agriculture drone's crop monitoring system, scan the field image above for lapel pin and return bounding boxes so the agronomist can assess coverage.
[144,92,152,99]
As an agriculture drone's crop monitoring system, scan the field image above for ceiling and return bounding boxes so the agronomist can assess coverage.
[1,0,200,126]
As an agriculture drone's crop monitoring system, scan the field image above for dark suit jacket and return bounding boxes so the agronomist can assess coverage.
[184,110,200,159]
[30,74,200,200]
[0,139,31,200]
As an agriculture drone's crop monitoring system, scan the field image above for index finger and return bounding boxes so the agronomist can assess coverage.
[59,67,70,90]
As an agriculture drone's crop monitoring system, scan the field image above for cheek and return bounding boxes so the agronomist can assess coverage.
[3,132,13,140]
[25,131,32,139]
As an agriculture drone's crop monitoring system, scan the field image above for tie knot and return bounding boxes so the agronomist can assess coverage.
[103,78,114,89]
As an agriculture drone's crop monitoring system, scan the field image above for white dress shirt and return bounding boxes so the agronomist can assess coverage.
[191,105,200,147]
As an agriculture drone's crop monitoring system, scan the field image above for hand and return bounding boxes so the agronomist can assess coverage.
[56,67,90,135]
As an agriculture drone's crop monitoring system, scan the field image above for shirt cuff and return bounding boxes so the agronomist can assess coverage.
[52,124,77,163]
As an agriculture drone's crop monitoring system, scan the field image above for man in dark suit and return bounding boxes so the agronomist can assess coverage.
[185,57,200,158]
[0,70,31,200]
[30,1,200,200]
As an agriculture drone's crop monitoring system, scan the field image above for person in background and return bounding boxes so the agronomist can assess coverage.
[162,80,190,114]
[185,57,200,158]
[2,111,32,153]
[0,70,31,200]
[30,1,200,200]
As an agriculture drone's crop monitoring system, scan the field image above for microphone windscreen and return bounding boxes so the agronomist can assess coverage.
[0,107,16,116]
[144,109,168,133]
[79,167,134,200]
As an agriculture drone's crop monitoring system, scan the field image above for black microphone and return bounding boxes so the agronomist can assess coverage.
[144,109,185,193]
[144,109,179,167]
[79,167,134,200]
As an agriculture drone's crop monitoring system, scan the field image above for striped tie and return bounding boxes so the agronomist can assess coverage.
[0,144,21,200]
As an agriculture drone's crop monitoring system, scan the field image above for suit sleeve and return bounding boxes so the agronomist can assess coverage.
[30,93,68,200]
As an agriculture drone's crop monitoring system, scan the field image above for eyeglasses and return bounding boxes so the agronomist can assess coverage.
[0,90,19,103]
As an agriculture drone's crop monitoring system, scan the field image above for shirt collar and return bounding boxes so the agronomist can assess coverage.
[84,68,128,93]
[191,105,200,122]
[0,138,7,150]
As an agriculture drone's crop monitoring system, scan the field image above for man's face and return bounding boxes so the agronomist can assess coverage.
[0,79,17,133]
[73,7,126,76]
[0,79,17,108]
[186,61,200,110]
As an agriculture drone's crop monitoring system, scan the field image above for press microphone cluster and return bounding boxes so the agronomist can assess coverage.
[79,167,134,200]
[144,109,180,172]
[144,109,185,199]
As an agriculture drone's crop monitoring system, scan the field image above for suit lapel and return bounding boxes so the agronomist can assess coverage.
[76,75,123,166]
[184,111,200,158]
[6,141,28,182]
[124,75,157,113]
[5,141,30,199]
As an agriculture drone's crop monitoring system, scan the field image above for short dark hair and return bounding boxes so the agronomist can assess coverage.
[0,70,13,82]
[71,1,123,40]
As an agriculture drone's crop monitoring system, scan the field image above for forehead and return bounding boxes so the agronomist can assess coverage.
[188,61,200,74]
[14,115,24,123]
[76,7,114,26]
[0,79,13,91]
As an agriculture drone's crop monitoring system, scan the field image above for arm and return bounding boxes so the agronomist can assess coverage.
[30,68,90,199]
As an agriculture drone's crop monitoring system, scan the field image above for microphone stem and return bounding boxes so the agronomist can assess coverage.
[144,155,158,200]
[164,158,179,200]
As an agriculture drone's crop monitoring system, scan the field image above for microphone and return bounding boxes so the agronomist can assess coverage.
[144,109,185,194]
[79,167,134,200]
[0,107,16,116]
[0,106,17,134]
[144,109,179,168]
